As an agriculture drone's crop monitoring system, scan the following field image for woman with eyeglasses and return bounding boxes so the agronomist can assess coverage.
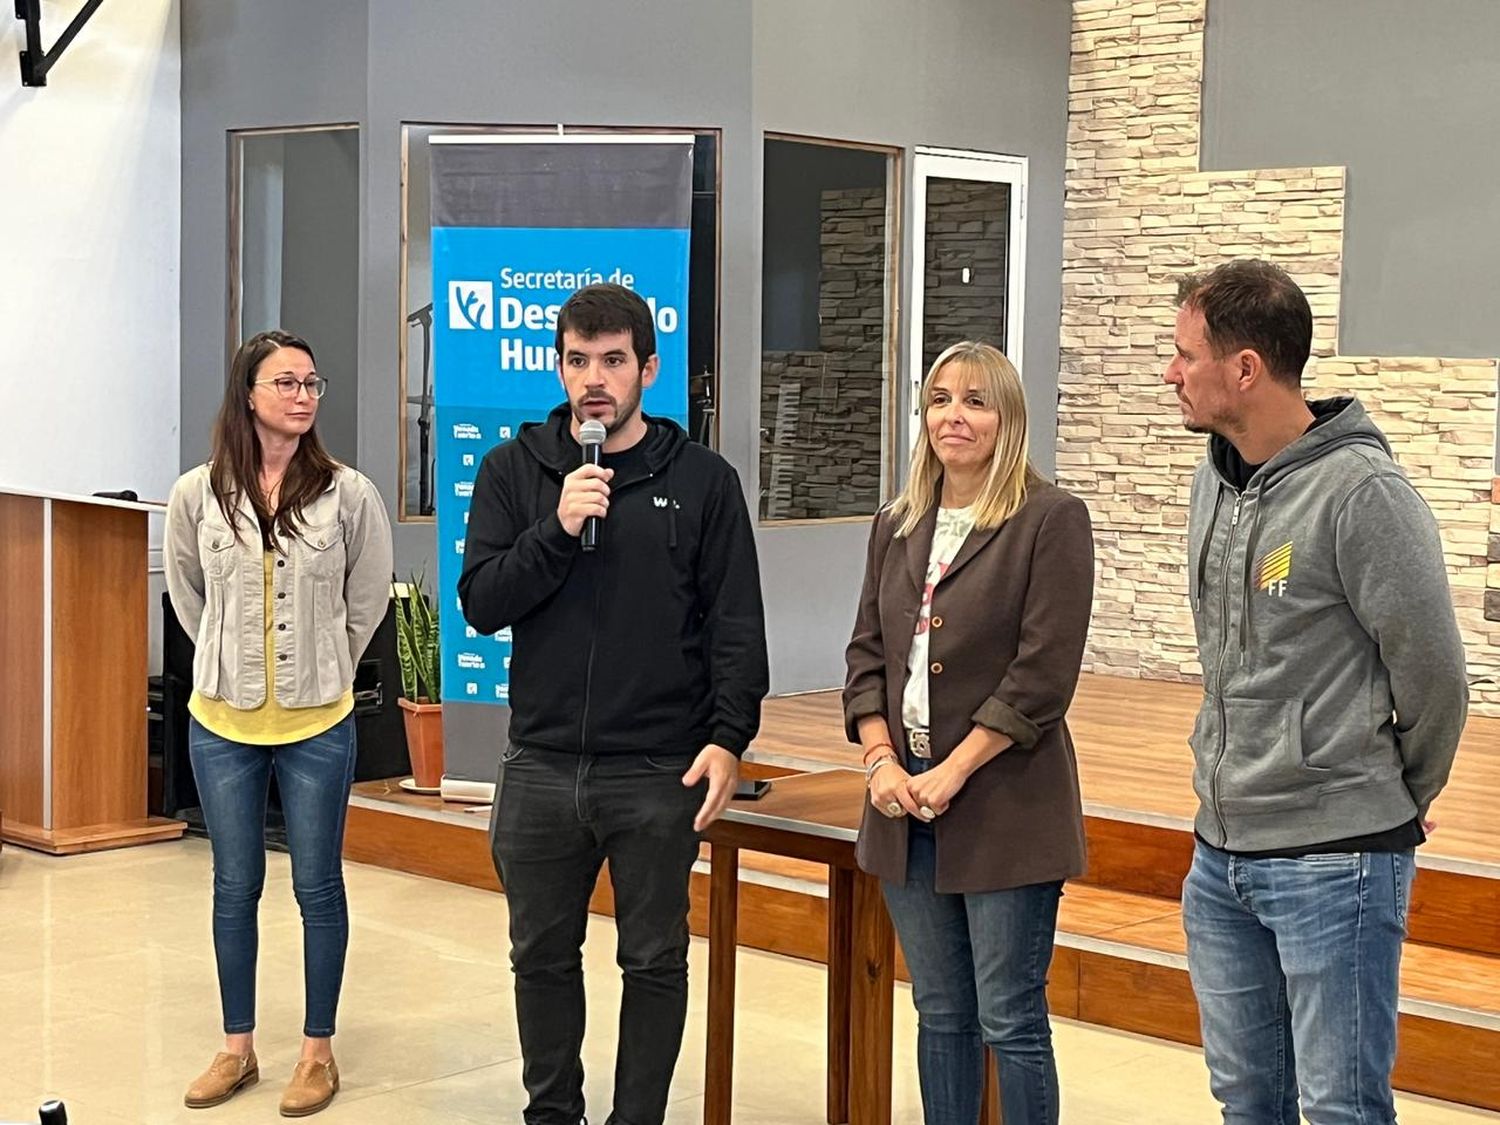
[165,329,392,1117]
[844,342,1095,1124]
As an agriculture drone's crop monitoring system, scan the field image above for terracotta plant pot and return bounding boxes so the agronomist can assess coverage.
[398,698,445,789]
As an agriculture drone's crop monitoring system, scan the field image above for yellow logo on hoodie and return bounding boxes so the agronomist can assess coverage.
[1256,541,1292,597]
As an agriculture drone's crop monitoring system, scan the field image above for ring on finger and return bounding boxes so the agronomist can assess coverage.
[885,801,902,817]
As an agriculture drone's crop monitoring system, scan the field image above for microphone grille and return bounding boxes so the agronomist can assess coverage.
[579,419,607,445]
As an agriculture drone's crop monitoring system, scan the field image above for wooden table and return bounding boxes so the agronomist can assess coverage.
[702,769,892,1124]
[702,769,1001,1124]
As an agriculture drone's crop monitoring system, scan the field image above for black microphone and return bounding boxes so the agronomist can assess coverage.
[579,419,606,553]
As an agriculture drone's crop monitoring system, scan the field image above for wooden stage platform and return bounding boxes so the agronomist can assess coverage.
[343,673,1500,1113]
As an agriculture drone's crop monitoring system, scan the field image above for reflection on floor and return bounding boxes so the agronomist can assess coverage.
[2,840,1495,1124]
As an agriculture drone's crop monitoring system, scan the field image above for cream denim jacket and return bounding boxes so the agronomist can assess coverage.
[164,463,394,709]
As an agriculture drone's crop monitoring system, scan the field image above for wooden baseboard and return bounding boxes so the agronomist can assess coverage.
[1069,946,1500,1113]
[1395,1012,1500,1110]
[1407,865,1500,956]
[343,799,1500,1113]
[1081,814,1195,898]
[344,805,499,891]
[1082,814,1500,956]
[3,815,185,855]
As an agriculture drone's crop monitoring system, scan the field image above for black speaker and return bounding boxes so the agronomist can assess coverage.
[350,606,411,782]
[160,592,202,829]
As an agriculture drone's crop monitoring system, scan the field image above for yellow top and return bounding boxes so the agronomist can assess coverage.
[190,552,354,744]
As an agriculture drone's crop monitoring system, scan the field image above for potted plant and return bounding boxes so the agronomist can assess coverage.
[394,569,444,792]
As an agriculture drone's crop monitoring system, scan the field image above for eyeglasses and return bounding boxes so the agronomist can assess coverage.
[254,375,328,399]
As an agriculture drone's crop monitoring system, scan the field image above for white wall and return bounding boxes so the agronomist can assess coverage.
[0,0,182,672]
[0,0,181,501]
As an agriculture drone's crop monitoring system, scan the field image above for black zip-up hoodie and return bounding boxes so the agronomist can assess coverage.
[458,404,769,757]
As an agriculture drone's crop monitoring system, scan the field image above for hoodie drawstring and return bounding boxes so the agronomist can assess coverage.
[1194,486,1224,613]
[665,460,679,549]
[1237,481,1266,663]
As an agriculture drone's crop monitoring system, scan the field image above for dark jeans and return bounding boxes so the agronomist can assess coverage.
[188,714,358,1038]
[491,744,705,1125]
[1184,841,1415,1124]
[880,757,1064,1125]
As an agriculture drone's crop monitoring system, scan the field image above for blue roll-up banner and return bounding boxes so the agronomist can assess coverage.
[429,134,693,787]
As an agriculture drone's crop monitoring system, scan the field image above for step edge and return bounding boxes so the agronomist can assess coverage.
[1056,934,1500,1030]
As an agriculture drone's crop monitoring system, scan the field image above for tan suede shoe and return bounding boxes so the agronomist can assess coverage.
[184,1050,258,1108]
[279,1058,339,1117]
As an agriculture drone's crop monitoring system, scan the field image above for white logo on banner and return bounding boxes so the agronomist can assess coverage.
[466,682,478,696]
[455,480,473,498]
[452,422,482,440]
[458,653,486,670]
[454,538,465,555]
[449,281,494,330]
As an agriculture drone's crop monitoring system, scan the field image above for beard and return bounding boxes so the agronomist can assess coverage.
[571,375,645,436]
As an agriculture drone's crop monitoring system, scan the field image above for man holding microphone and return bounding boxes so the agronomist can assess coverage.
[460,283,769,1125]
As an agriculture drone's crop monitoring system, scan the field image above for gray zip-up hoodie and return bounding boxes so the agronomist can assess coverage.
[1186,396,1467,851]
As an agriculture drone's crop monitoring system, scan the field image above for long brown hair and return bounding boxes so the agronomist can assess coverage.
[210,330,338,550]
[890,341,1040,538]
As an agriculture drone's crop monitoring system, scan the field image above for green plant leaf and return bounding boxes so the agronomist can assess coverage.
[400,567,442,703]
[393,578,418,701]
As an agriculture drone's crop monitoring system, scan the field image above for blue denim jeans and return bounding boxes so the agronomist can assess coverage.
[189,714,358,1038]
[1183,840,1415,1124]
[880,758,1063,1125]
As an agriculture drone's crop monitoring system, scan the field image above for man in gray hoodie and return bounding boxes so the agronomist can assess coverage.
[1164,259,1467,1124]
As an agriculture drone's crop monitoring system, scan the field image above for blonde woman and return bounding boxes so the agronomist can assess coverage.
[844,342,1095,1124]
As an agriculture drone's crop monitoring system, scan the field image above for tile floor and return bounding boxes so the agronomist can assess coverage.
[1,840,1494,1124]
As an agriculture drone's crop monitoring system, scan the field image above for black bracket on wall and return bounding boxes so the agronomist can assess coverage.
[16,0,105,87]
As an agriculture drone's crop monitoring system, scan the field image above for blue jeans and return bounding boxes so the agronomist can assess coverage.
[189,714,358,1038]
[1183,840,1415,1124]
[881,758,1063,1125]
[490,745,705,1125]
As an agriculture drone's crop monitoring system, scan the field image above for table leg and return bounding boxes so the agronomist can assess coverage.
[827,866,854,1124]
[980,1049,1000,1124]
[705,843,740,1125]
[849,869,894,1125]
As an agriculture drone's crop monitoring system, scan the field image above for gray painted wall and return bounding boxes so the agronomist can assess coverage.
[1201,0,1500,360]
[278,128,361,467]
[180,0,1071,700]
[180,0,368,470]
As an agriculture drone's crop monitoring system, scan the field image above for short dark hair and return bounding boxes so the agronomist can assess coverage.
[554,283,656,367]
[1175,260,1312,387]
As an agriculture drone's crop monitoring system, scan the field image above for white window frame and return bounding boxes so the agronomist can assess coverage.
[907,147,1028,449]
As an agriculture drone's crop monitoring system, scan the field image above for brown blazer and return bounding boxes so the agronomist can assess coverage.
[843,480,1095,893]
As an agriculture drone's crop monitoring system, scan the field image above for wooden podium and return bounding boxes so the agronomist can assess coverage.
[0,487,185,854]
